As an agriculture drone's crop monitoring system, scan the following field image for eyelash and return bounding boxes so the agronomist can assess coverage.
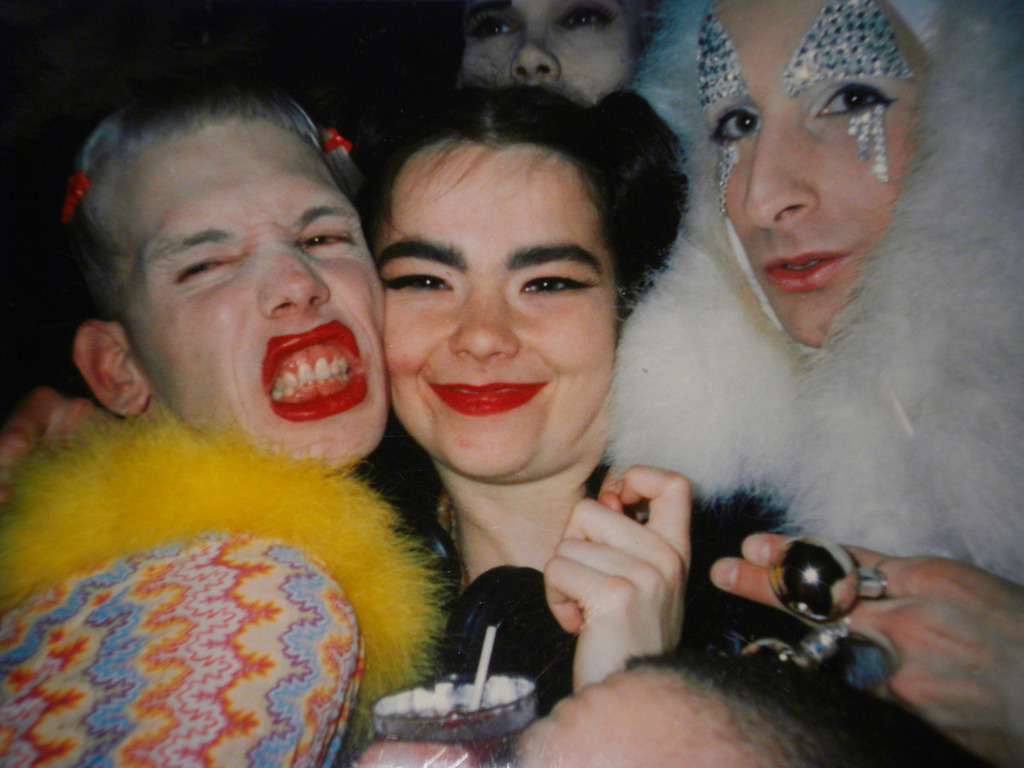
[523,276,592,292]
[301,233,354,252]
[820,83,894,115]
[711,108,759,144]
[176,260,221,283]
[560,3,617,29]
[465,2,616,38]
[382,274,594,293]
[465,11,517,39]
[382,274,450,291]
[711,83,895,145]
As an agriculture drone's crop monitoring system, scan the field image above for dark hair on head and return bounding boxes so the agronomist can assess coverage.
[628,650,991,768]
[355,86,685,308]
[66,78,357,321]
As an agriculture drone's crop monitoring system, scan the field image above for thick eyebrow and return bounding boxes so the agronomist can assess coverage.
[376,239,466,270]
[465,0,511,21]
[509,245,605,274]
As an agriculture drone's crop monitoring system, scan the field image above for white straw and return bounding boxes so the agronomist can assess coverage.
[470,625,497,710]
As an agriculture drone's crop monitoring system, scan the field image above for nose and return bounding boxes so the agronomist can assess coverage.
[449,292,520,361]
[738,124,819,230]
[257,248,330,319]
[510,37,561,86]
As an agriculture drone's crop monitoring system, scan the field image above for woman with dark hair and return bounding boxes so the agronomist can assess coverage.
[355,86,698,714]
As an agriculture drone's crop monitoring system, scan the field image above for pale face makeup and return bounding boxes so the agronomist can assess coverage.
[375,143,618,487]
[458,0,644,104]
[701,0,921,347]
[119,120,388,464]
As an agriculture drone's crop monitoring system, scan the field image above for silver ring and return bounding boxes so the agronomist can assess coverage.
[855,565,888,599]
[797,620,850,665]
[770,537,888,622]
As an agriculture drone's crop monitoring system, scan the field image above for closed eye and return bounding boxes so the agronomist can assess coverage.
[176,260,223,283]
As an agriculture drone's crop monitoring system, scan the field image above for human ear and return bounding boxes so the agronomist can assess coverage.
[72,320,152,415]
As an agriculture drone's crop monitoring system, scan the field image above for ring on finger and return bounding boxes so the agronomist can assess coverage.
[769,537,889,622]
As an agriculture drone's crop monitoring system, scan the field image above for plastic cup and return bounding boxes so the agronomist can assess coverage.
[370,674,537,766]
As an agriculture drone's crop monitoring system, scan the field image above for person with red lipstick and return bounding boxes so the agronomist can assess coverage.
[355,86,802,720]
[612,0,1024,763]
[0,83,443,768]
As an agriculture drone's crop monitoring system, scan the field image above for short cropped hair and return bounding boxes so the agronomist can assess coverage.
[66,80,352,321]
[355,86,686,309]
[628,650,991,768]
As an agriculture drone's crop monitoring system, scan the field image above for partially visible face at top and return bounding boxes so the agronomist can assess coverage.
[701,0,923,347]
[375,142,618,486]
[110,119,387,464]
[459,0,645,104]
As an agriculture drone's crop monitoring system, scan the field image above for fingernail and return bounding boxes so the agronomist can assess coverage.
[711,560,737,590]
[745,533,771,563]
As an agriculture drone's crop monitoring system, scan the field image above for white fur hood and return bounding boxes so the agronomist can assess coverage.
[611,0,1024,582]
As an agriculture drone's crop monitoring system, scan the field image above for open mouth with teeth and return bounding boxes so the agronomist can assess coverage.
[262,320,368,422]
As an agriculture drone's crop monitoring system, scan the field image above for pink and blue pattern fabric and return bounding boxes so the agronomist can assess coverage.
[0,533,361,768]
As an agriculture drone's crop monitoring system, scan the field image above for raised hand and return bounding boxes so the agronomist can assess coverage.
[0,386,100,502]
[712,532,1024,768]
[544,465,690,689]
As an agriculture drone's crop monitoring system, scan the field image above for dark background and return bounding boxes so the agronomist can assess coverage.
[0,0,465,419]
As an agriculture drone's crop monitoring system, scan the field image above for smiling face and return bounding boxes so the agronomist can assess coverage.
[702,0,922,347]
[111,119,387,464]
[459,0,644,104]
[375,142,618,486]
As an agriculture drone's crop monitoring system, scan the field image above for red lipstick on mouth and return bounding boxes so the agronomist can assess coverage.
[764,252,849,293]
[430,382,546,416]
[262,320,367,422]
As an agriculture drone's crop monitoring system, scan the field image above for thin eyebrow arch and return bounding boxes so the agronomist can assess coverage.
[376,239,466,270]
[509,245,605,273]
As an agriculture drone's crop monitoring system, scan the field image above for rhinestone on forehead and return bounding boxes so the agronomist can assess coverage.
[782,0,914,97]
[698,13,749,108]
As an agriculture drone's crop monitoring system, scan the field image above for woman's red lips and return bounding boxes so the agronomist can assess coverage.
[430,382,546,416]
[763,252,849,293]
[262,320,367,422]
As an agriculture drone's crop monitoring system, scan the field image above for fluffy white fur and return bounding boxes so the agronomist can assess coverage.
[612,0,1024,582]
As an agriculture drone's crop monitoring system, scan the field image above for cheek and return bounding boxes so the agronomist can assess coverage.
[460,40,513,79]
[548,304,617,378]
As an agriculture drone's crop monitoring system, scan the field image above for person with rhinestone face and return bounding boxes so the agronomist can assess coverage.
[611,0,1024,765]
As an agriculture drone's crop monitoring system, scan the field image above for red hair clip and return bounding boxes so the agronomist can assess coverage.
[61,170,90,224]
[322,128,352,154]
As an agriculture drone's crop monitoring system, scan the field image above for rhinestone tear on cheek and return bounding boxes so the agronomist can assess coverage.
[783,0,913,184]
[848,103,891,182]
[698,12,749,212]
[718,144,739,214]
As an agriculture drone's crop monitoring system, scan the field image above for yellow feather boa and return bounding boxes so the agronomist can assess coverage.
[0,414,443,719]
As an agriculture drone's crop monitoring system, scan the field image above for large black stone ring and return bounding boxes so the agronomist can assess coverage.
[769,537,888,622]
